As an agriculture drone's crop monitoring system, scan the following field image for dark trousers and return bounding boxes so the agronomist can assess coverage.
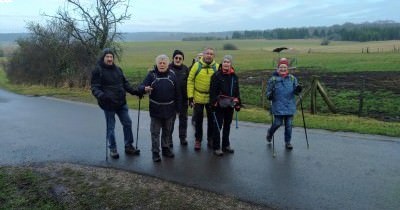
[150,116,175,153]
[171,103,188,141]
[212,107,234,150]
[193,103,213,141]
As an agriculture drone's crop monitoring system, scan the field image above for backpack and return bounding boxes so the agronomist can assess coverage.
[194,62,217,79]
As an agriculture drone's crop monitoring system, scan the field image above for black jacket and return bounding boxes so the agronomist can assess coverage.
[169,63,189,101]
[139,67,182,119]
[91,61,140,111]
[210,67,241,107]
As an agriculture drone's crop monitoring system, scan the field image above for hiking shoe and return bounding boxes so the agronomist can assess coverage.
[110,149,119,159]
[266,129,272,143]
[180,138,188,146]
[162,147,175,158]
[214,149,223,156]
[194,140,201,151]
[125,144,140,155]
[285,143,293,150]
[222,146,234,154]
[152,152,161,162]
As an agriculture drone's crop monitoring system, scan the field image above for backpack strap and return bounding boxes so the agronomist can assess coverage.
[194,62,217,78]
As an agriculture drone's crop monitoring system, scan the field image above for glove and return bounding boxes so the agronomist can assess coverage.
[295,85,302,94]
[234,105,241,112]
[267,88,275,100]
[267,92,274,100]
[100,94,109,103]
[188,98,194,108]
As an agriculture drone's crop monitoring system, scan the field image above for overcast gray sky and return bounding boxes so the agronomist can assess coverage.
[1,0,399,33]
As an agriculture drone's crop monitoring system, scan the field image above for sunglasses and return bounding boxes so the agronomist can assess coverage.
[174,57,183,60]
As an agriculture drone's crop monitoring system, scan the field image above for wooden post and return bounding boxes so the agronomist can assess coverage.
[261,79,266,109]
[316,81,337,113]
[358,76,365,117]
[310,76,318,114]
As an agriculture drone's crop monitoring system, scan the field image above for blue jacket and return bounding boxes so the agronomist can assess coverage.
[266,72,299,115]
[139,67,182,119]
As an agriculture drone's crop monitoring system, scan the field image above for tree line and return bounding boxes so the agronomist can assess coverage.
[232,21,400,42]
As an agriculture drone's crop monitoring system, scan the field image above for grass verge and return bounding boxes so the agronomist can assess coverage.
[0,163,270,210]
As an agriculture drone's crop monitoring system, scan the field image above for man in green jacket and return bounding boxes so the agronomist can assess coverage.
[187,47,219,151]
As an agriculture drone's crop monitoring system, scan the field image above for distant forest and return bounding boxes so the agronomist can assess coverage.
[231,21,400,42]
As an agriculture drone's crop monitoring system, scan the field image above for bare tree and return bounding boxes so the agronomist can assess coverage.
[6,0,132,88]
[50,0,132,58]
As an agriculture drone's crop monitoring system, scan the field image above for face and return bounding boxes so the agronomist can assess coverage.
[173,54,184,66]
[278,64,288,76]
[157,59,169,72]
[103,53,114,65]
[222,59,231,71]
[202,49,215,64]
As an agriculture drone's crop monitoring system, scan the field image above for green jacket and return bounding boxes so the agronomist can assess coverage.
[187,58,219,104]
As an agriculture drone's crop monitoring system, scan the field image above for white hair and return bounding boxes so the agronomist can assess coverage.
[155,54,169,64]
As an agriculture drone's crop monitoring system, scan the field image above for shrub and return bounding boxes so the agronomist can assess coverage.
[223,43,239,50]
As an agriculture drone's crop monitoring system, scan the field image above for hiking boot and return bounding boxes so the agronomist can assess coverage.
[170,143,174,148]
[214,149,223,156]
[110,148,119,159]
[222,146,234,154]
[162,147,175,158]
[266,129,272,143]
[152,152,161,162]
[285,143,293,150]
[125,144,140,155]
[194,140,201,151]
[180,138,188,146]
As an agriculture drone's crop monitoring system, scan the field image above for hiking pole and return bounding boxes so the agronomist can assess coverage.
[269,102,276,158]
[212,111,222,133]
[235,110,238,129]
[299,95,309,149]
[136,98,141,149]
[106,138,108,162]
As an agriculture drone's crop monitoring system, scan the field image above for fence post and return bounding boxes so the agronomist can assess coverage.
[310,76,318,114]
[358,76,365,117]
[261,79,266,109]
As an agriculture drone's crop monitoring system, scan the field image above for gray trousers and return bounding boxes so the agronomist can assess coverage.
[150,116,175,153]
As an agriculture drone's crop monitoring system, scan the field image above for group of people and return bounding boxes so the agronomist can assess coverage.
[91,47,301,162]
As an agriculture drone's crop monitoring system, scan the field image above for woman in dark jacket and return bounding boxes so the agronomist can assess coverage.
[168,50,189,146]
[209,55,241,156]
[91,48,142,159]
[139,54,182,162]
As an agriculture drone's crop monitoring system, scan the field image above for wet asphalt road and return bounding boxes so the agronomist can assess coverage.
[1,88,399,210]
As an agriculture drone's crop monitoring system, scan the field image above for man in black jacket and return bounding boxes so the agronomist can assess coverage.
[91,48,142,159]
[138,54,182,162]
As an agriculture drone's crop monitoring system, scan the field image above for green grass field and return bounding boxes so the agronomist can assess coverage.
[118,39,400,74]
[1,39,399,137]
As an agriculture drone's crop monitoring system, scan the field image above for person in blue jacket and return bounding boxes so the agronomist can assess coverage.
[139,54,182,162]
[266,58,302,150]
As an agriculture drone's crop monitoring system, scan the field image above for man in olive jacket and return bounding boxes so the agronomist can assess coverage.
[91,48,142,159]
[187,47,219,151]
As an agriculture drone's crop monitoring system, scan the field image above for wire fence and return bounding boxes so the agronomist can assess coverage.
[240,69,400,122]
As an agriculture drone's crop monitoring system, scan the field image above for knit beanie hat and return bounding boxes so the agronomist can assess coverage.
[172,49,184,60]
[278,57,289,67]
[101,48,114,59]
